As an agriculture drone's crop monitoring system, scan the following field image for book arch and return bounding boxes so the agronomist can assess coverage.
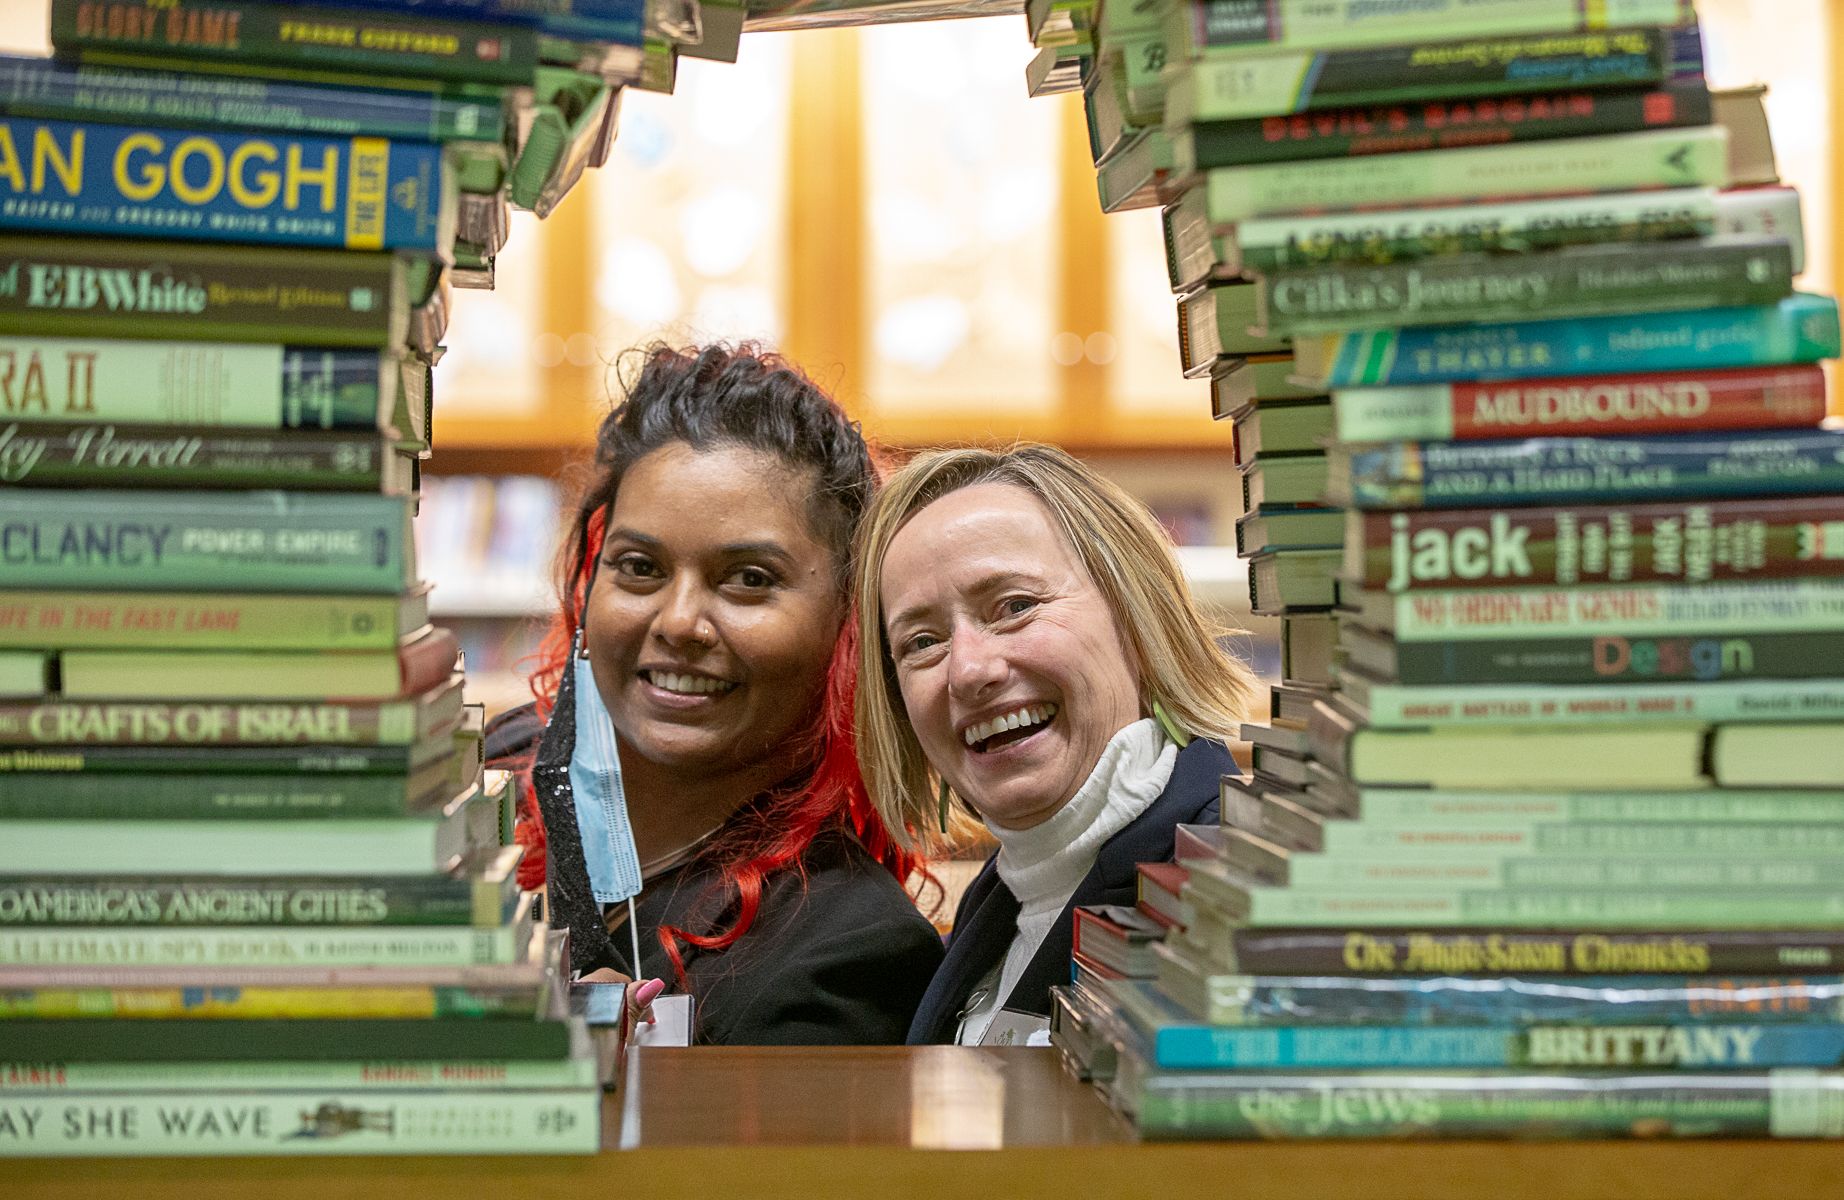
[5,0,1844,1160]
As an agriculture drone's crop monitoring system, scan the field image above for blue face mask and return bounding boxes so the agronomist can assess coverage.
[567,638,644,905]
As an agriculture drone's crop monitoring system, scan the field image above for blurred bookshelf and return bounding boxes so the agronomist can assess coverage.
[418,471,1266,717]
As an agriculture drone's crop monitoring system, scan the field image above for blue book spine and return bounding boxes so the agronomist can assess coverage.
[0,55,504,143]
[1152,1023,1844,1069]
[1344,429,1844,509]
[1219,975,1844,1027]
[1308,294,1843,388]
[325,0,645,44]
[0,117,448,253]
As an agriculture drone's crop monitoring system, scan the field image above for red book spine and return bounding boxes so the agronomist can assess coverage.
[1444,364,1827,440]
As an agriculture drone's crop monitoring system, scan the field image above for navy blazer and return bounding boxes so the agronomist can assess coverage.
[906,737,1234,1045]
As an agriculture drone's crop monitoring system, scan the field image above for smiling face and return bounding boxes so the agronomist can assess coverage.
[583,441,842,782]
[879,482,1143,830]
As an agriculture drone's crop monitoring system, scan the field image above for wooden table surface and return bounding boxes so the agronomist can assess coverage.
[15,1046,1844,1200]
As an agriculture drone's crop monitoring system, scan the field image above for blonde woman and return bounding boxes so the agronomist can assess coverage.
[855,444,1259,1044]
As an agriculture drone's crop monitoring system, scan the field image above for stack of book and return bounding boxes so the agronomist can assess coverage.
[1043,0,1844,1140]
[0,0,700,1158]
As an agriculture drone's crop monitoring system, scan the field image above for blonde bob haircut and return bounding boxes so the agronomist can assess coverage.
[853,443,1260,854]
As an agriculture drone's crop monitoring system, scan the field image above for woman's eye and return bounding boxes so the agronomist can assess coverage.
[905,633,941,656]
[731,567,776,590]
[613,554,661,579]
[1002,597,1037,617]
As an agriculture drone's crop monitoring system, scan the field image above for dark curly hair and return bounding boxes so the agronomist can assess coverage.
[560,342,875,600]
[512,342,917,981]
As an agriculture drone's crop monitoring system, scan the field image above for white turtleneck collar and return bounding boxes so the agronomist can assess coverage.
[990,717,1178,914]
[954,718,1178,1045]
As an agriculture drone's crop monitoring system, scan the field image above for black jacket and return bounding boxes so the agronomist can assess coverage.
[905,737,1234,1045]
[487,704,943,1046]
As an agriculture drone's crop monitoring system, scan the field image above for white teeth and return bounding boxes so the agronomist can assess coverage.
[647,671,734,696]
[962,703,1058,747]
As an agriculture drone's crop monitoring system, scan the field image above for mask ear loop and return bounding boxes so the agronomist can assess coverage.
[578,541,648,982]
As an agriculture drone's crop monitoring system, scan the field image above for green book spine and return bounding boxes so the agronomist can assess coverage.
[0,490,413,593]
[1381,578,1844,642]
[1255,239,1794,337]
[0,589,416,651]
[0,237,405,347]
[1236,184,1805,275]
[3,800,490,877]
[1321,821,1844,859]
[0,1014,569,1062]
[1174,0,1694,58]
[0,854,518,928]
[0,984,539,1020]
[0,1088,600,1155]
[1202,126,1729,225]
[0,423,406,491]
[0,920,521,969]
[0,338,390,429]
[50,1,544,86]
[0,772,438,821]
[1375,628,1844,685]
[1349,679,1844,728]
[1117,30,1167,121]
[0,651,45,697]
[1245,886,1844,927]
[1132,1071,1839,1140]
[1182,81,1712,170]
[1178,282,1288,373]
[0,1056,589,1090]
[0,687,461,747]
[1335,789,1844,826]
[1281,855,1844,891]
[0,741,434,773]
[1178,26,1678,121]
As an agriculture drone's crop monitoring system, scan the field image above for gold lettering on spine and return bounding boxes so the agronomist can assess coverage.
[0,126,22,191]
[33,127,82,195]
[113,132,164,202]
[166,136,223,206]
[228,140,279,208]
[285,143,339,212]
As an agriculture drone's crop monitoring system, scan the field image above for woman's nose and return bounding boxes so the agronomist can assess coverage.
[946,624,1005,697]
[652,578,717,650]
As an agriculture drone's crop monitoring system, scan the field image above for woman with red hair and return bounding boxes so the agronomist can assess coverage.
[486,343,940,1045]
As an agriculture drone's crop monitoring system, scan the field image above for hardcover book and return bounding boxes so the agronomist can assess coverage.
[1345,492,1844,592]
[0,423,417,492]
[1325,428,1844,510]
[1170,0,1695,59]
[1192,125,1728,225]
[1329,364,1827,444]
[0,117,454,254]
[0,489,416,594]
[1166,25,1692,124]
[0,675,465,746]
[0,336,425,437]
[1294,293,1841,390]
[1337,622,1844,686]
[0,236,441,353]
[1252,237,1794,338]
[1172,81,1712,169]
